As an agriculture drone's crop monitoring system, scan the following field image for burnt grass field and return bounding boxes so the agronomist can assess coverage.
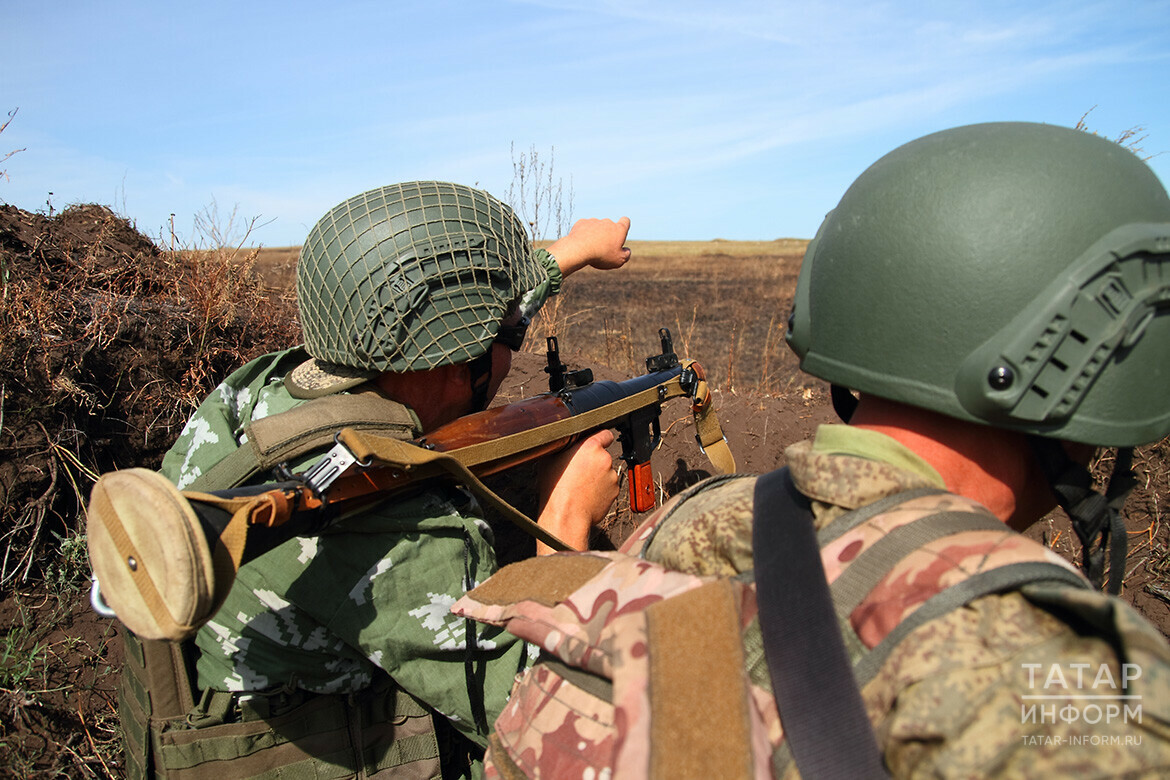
[1,204,1168,777]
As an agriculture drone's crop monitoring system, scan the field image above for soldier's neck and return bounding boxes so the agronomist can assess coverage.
[848,395,1049,528]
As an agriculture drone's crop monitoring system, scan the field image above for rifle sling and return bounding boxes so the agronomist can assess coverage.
[336,368,736,551]
[336,432,575,552]
[406,361,732,476]
[338,384,675,552]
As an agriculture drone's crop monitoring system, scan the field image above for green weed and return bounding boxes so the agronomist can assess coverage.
[44,531,90,595]
[0,614,43,691]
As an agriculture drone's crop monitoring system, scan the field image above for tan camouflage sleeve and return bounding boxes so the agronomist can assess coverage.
[870,590,1170,778]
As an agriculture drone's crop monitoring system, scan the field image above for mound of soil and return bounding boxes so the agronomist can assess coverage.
[0,203,301,776]
[1,202,1168,777]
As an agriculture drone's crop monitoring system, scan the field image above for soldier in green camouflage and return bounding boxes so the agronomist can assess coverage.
[129,182,631,779]
[451,124,1170,777]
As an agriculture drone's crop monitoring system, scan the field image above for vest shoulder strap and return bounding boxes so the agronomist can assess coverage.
[188,389,417,491]
[753,467,889,779]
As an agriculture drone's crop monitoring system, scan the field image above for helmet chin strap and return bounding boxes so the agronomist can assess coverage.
[1029,437,1136,594]
[466,349,495,413]
[831,384,859,423]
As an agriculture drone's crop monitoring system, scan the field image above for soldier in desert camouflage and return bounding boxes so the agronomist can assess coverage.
[119,182,631,779]
[453,123,1170,777]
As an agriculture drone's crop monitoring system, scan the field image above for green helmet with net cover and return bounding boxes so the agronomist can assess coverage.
[294,181,543,385]
[786,121,1170,449]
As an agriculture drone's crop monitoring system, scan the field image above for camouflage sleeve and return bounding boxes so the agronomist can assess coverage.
[515,248,562,320]
[623,475,759,575]
[870,590,1170,778]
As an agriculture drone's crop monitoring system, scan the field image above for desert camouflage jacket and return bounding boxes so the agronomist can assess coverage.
[454,425,1170,778]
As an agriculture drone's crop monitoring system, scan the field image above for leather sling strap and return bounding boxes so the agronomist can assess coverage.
[752,467,890,779]
[187,364,735,555]
[373,359,734,476]
[338,429,576,553]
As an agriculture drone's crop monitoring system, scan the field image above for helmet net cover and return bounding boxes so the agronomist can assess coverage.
[297,181,544,373]
[786,122,1170,447]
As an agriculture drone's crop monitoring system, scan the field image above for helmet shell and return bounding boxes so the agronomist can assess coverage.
[786,122,1170,446]
[297,181,543,372]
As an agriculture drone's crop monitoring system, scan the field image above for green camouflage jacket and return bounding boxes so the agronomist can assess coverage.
[155,250,563,757]
[454,425,1170,778]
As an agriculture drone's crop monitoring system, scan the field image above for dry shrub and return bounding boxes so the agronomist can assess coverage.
[0,203,300,587]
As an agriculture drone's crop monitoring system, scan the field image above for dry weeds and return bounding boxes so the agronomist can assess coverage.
[0,202,306,775]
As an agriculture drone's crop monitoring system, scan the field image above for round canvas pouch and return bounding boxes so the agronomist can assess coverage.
[86,468,232,640]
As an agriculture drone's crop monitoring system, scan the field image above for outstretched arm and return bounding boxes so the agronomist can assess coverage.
[546,217,632,277]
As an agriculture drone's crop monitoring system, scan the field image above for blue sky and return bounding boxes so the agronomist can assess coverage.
[3,0,1169,247]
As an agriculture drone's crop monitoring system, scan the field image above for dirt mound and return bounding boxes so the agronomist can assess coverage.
[0,202,301,775]
[0,204,301,585]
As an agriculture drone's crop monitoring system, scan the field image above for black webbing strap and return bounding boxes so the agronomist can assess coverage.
[752,468,889,779]
[1030,438,1134,594]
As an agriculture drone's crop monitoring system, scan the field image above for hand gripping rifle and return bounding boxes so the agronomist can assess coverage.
[86,328,736,641]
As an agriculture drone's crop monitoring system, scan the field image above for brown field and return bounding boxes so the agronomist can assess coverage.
[1,207,1168,776]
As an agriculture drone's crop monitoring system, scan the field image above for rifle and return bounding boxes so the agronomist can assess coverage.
[86,328,736,640]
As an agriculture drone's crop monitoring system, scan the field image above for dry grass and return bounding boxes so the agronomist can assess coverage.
[1076,105,1157,161]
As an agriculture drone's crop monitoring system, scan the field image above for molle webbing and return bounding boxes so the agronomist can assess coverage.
[851,561,1090,690]
[188,390,417,491]
[815,486,942,545]
[120,632,442,780]
[823,501,1091,689]
[120,630,199,780]
[151,684,441,779]
[827,510,1007,618]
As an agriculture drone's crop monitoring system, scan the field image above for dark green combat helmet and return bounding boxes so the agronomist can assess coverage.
[786,121,1170,592]
[292,181,544,395]
[787,121,1170,448]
